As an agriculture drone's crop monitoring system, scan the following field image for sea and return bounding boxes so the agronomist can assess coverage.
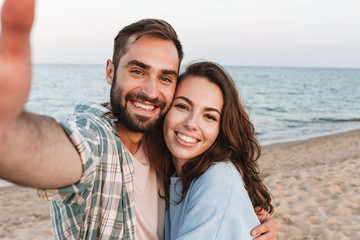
[27,64,360,144]
[1,64,360,186]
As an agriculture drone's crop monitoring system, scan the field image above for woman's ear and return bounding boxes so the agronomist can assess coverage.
[106,59,114,85]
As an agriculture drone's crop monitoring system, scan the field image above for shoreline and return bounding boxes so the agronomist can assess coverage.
[259,126,360,146]
[259,128,360,176]
[1,129,359,239]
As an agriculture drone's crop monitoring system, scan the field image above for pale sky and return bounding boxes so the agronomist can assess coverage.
[1,0,360,68]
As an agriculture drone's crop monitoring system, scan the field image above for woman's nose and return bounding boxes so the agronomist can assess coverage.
[183,113,199,130]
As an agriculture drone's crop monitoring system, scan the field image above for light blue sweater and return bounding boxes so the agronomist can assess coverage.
[165,161,260,240]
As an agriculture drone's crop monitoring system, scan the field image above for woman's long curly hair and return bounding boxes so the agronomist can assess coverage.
[144,61,273,214]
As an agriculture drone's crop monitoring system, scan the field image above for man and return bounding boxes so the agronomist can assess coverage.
[0,0,277,239]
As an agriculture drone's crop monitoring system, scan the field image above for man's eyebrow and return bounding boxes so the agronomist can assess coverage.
[126,60,149,69]
[126,60,177,76]
[175,96,221,115]
[162,69,178,76]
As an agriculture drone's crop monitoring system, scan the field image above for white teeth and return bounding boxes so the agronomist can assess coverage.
[177,132,198,143]
[134,102,155,111]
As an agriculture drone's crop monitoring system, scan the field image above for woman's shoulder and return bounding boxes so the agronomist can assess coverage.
[192,161,242,191]
[201,161,238,179]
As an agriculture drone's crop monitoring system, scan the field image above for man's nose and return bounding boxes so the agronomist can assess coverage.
[141,76,159,100]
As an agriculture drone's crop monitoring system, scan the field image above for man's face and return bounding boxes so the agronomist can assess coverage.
[108,36,179,132]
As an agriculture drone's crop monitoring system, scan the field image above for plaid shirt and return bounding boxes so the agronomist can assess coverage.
[38,102,136,240]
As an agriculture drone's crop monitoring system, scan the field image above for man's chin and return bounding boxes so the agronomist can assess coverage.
[112,104,164,132]
[124,122,158,133]
[123,116,162,133]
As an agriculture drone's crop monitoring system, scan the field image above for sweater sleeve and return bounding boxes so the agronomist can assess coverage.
[175,162,260,240]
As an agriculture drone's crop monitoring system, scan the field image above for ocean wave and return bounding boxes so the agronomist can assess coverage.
[258,107,287,113]
[317,118,360,123]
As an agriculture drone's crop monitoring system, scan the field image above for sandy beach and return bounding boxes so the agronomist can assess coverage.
[1,129,359,239]
[260,129,360,240]
[0,186,52,239]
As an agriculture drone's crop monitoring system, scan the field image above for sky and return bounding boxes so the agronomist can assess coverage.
[1,0,360,68]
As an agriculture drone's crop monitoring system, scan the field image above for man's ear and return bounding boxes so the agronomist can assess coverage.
[106,59,114,85]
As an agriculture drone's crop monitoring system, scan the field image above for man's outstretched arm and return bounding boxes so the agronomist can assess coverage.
[0,0,34,132]
[0,0,82,189]
[251,207,278,240]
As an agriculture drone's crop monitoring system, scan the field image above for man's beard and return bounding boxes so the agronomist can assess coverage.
[110,84,167,133]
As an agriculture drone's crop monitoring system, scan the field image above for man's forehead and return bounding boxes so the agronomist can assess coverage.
[128,35,179,60]
[127,34,140,46]
[123,36,179,71]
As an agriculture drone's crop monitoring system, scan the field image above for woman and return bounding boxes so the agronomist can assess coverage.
[145,61,273,239]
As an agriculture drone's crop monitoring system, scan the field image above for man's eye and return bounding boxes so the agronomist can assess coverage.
[160,77,172,83]
[131,70,143,75]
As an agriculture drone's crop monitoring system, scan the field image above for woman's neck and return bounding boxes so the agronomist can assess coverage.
[173,157,190,177]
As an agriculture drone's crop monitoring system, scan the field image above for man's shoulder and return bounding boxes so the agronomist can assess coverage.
[74,101,111,117]
[61,101,116,139]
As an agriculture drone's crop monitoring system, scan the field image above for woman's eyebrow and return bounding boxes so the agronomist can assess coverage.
[204,107,221,115]
[174,96,192,106]
[174,96,221,114]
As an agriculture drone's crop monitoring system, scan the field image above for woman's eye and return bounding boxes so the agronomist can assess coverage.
[175,103,188,110]
[204,114,217,121]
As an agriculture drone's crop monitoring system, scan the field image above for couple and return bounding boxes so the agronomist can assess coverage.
[0,0,277,239]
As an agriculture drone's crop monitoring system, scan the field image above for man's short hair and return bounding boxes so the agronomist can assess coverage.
[112,19,183,72]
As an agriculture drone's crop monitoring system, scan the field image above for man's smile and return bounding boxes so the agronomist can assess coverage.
[133,101,156,111]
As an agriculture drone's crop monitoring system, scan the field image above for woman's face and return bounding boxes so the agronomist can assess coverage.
[163,76,223,164]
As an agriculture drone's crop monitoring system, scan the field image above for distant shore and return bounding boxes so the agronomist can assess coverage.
[1,129,359,239]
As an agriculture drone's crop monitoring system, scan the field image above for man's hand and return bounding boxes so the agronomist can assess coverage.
[0,0,35,135]
[251,207,278,240]
[0,0,83,189]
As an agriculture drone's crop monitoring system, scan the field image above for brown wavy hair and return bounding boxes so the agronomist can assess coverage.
[144,61,273,214]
